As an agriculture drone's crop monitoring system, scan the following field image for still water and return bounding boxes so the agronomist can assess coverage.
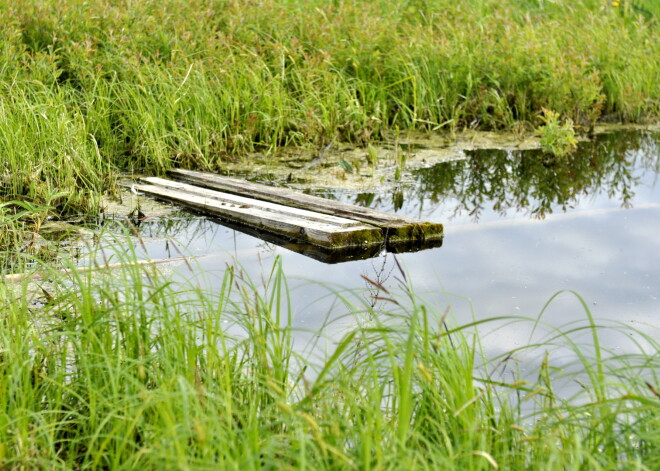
[127,130,660,361]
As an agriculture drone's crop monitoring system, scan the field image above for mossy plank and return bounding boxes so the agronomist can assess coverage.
[133,182,384,249]
[167,168,444,243]
[141,177,363,227]
[386,221,444,245]
[206,215,385,264]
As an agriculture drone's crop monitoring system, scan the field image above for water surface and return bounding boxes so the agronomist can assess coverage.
[127,131,660,360]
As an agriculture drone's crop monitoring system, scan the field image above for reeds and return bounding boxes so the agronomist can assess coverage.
[0,235,657,469]
[1,0,659,216]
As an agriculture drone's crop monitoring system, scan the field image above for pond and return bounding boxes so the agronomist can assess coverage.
[112,130,660,365]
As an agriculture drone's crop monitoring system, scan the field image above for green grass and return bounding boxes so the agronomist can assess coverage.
[0,0,659,216]
[1,3,657,467]
[0,237,657,469]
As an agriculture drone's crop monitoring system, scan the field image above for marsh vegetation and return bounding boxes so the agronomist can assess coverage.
[1,244,659,469]
[1,0,659,216]
[1,1,659,468]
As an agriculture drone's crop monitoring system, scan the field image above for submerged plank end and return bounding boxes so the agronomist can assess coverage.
[385,222,444,245]
[324,227,386,249]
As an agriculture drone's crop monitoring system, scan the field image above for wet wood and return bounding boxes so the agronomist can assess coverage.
[167,168,444,244]
[133,178,385,249]
[205,215,385,264]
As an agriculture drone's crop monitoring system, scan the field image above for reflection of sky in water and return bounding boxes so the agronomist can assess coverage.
[134,131,660,361]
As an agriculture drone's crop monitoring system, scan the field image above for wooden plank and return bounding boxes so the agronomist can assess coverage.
[167,168,444,244]
[167,168,419,225]
[140,177,362,227]
[132,183,384,249]
[206,215,385,264]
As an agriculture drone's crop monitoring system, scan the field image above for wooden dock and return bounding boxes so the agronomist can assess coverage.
[133,169,443,253]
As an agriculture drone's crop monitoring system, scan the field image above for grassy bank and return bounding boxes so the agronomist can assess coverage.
[0,241,658,469]
[0,0,659,216]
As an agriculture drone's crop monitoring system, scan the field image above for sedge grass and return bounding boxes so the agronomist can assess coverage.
[0,236,657,469]
[0,0,659,217]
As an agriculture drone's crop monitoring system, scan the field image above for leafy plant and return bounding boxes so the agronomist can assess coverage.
[536,108,578,157]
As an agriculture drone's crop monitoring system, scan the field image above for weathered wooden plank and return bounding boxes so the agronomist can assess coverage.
[167,168,444,244]
[132,183,384,249]
[206,215,385,264]
[166,168,417,225]
[140,177,362,227]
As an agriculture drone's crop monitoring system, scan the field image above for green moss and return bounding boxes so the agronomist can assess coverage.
[321,221,444,250]
[386,222,444,246]
[326,227,384,249]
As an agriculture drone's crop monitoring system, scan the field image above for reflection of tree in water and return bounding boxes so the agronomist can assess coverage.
[410,131,658,220]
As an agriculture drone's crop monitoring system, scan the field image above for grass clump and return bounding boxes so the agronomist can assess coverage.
[0,239,658,469]
[0,0,659,218]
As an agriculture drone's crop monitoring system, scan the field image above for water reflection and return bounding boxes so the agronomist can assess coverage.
[354,131,658,221]
[109,130,659,362]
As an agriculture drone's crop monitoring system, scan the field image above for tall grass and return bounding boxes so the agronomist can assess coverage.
[0,83,109,216]
[0,0,659,215]
[0,236,657,469]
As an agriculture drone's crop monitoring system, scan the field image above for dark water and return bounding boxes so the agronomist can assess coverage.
[128,130,660,359]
